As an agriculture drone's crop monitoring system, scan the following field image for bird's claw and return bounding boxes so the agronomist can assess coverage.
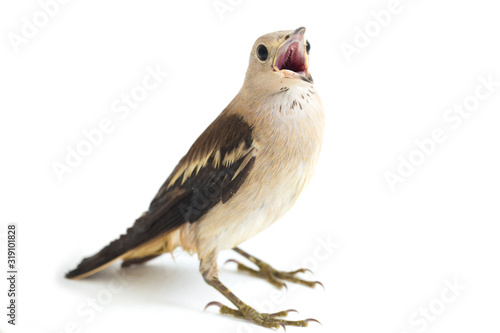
[313,280,325,290]
[224,259,242,266]
[204,301,225,311]
[304,318,322,325]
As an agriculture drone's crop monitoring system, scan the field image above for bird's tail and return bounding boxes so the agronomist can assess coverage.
[65,235,129,280]
[65,216,171,280]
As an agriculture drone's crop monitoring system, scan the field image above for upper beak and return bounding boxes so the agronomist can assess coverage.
[273,27,308,77]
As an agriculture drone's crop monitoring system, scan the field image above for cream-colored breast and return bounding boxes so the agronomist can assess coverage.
[180,84,324,259]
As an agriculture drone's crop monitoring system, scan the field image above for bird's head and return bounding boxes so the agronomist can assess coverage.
[243,27,313,93]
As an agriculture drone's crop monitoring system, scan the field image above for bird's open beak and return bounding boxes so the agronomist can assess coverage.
[273,27,308,80]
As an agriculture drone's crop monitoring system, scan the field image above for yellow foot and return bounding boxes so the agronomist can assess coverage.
[225,258,324,290]
[205,301,320,329]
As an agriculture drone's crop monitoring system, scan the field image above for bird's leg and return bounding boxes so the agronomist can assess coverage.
[202,267,318,329]
[228,247,323,289]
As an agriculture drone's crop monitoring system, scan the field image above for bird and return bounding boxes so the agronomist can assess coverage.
[66,27,325,329]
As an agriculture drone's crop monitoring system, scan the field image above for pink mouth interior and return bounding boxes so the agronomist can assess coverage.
[275,41,306,74]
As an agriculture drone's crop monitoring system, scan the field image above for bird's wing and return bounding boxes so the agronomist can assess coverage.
[66,113,255,279]
[146,112,256,228]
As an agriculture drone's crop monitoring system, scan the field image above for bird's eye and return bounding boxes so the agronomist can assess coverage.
[284,34,290,40]
[306,40,311,54]
[256,44,269,61]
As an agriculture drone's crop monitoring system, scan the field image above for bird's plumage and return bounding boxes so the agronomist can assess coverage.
[66,27,325,292]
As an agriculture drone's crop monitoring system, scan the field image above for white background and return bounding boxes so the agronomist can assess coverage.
[1,0,499,332]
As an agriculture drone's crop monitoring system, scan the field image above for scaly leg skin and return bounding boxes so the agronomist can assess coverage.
[227,247,324,290]
[203,273,320,329]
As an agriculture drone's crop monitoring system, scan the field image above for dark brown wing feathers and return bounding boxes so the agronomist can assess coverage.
[65,114,254,279]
